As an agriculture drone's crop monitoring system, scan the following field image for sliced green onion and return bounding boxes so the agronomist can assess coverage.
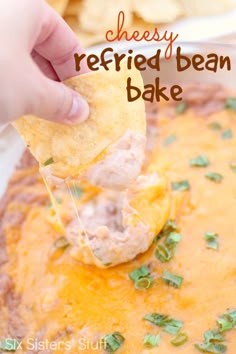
[165,232,182,247]
[162,270,183,288]
[54,236,70,250]
[227,309,236,324]
[204,330,225,344]
[225,97,236,111]
[129,265,154,289]
[43,157,54,166]
[155,232,182,263]
[153,234,163,244]
[69,185,83,198]
[153,221,180,262]
[0,339,19,351]
[143,334,160,347]
[163,220,178,233]
[217,309,236,332]
[189,155,210,167]
[205,172,223,183]
[143,313,183,335]
[164,319,184,335]
[208,122,222,130]
[171,180,190,191]
[205,232,219,250]
[230,161,236,172]
[195,309,236,353]
[135,276,154,289]
[195,343,227,353]
[129,265,150,281]
[176,102,186,114]
[171,332,188,346]
[222,129,232,140]
[195,328,226,354]
[155,244,171,263]
[163,134,177,146]
[144,313,169,326]
[153,220,178,243]
[103,332,125,353]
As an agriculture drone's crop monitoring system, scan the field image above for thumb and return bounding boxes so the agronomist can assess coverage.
[27,60,89,125]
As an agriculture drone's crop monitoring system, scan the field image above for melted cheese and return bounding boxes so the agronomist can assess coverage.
[3,108,236,353]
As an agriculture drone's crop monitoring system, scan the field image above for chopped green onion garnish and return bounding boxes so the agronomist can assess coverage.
[103,332,125,353]
[195,343,227,353]
[0,339,19,351]
[165,232,182,247]
[171,180,190,191]
[164,319,184,335]
[163,134,177,146]
[129,265,154,289]
[144,313,169,326]
[153,234,163,244]
[205,232,219,250]
[162,270,183,288]
[171,332,188,346]
[195,329,226,353]
[217,309,236,332]
[143,334,160,347]
[196,309,236,353]
[189,155,210,167]
[225,97,236,111]
[208,122,222,130]
[176,102,186,114]
[54,236,70,250]
[153,220,178,243]
[43,157,54,166]
[143,313,183,334]
[154,222,181,262]
[155,244,171,263]
[163,220,178,233]
[228,309,236,323]
[129,265,149,281]
[69,185,83,198]
[135,276,154,289]
[204,330,225,344]
[222,129,232,140]
[230,161,236,172]
[205,172,223,183]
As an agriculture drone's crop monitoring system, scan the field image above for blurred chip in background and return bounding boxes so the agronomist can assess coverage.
[48,0,235,47]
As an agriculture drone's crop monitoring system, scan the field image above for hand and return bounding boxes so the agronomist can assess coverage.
[0,0,89,125]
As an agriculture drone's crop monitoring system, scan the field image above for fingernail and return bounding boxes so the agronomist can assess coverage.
[68,94,89,124]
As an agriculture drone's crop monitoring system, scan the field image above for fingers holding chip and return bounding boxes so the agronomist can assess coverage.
[13,64,146,191]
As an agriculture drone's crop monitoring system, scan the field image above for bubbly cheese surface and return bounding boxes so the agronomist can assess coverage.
[2,106,236,353]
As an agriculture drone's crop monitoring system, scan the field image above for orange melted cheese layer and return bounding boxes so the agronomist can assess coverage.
[4,109,236,354]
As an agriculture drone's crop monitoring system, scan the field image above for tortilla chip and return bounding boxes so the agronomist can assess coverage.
[128,14,164,32]
[65,14,165,48]
[13,65,145,180]
[131,0,182,23]
[179,0,234,16]
[79,0,132,34]
[47,0,69,15]
[64,15,104,47]
[64,0,82,17]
